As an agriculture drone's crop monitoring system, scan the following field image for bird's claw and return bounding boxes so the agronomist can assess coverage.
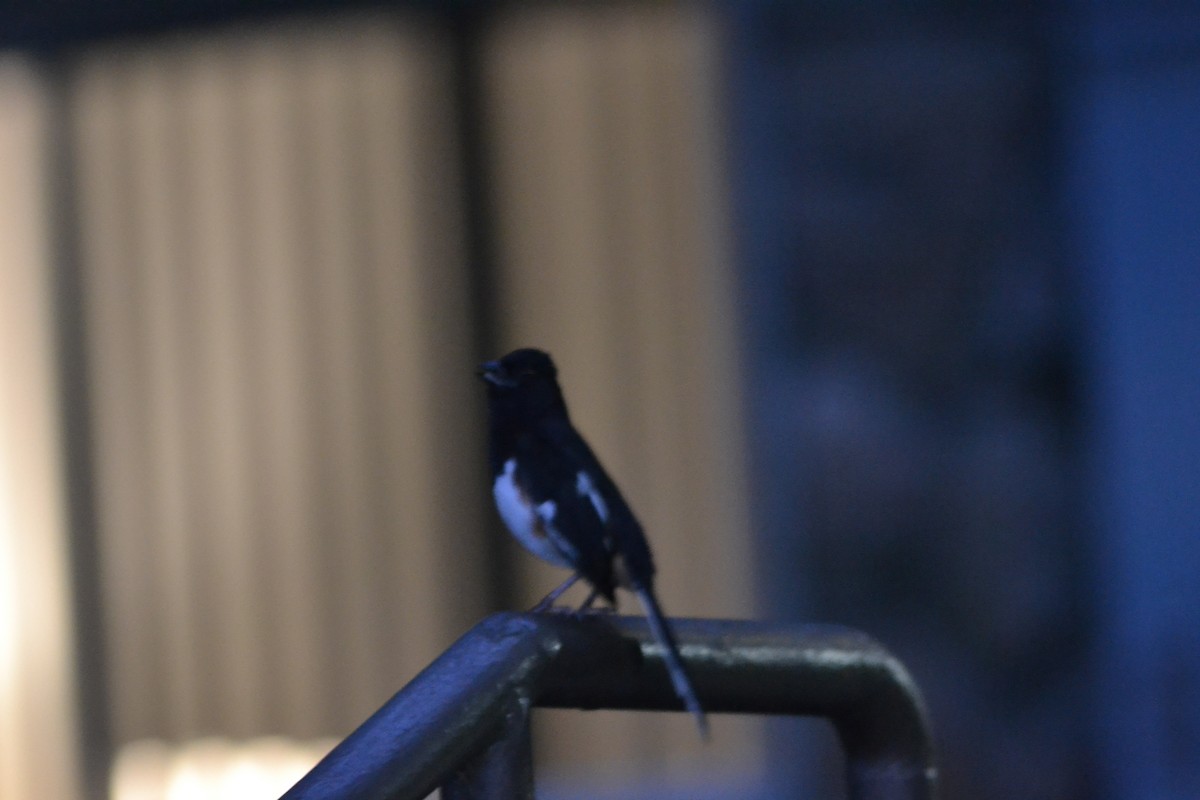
[529,600,574,615]
[578,603,616,616]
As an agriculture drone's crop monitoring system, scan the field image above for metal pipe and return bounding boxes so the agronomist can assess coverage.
[535,615,937,800]
[281,615,550,800]
[440,693,534,800]
[280,612,937,800]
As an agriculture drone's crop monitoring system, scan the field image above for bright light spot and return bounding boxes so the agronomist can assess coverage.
[112,737,336,800]
[0,429,19,705]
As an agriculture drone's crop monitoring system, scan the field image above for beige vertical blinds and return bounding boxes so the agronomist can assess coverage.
[69,17,486,745]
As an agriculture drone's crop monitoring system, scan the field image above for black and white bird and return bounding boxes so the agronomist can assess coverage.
[478,347,708,738]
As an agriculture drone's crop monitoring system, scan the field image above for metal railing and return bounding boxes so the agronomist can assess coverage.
[280,612,937,800]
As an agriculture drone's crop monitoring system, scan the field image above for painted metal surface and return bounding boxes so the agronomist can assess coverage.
[281,612,936,800]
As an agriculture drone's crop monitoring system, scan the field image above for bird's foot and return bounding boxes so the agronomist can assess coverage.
[535,602,577,615]
[529,573,583,614]
[571,605,615,620]
[570,589,617,619]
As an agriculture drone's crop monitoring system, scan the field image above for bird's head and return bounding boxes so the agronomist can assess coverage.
[477,348,567,420]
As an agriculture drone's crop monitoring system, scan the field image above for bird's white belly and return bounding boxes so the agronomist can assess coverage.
[493,459,574,569]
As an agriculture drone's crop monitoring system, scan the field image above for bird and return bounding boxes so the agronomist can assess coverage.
[478,347,708,738]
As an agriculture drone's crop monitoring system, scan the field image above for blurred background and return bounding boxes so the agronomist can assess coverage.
[0,2,1197,799]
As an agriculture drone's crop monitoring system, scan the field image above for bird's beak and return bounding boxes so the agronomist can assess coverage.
[477,360,508,386]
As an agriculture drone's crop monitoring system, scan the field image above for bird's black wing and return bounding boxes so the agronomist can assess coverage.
[541,416,656,588]
[533,419,706,737]
[510,423,618,599]
[540,420,706,735]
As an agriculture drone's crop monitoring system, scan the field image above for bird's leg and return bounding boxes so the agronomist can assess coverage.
[574,589,617,617]
[530,573,582,613]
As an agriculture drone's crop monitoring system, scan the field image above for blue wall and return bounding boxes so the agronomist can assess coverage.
[1065,6,1200,798]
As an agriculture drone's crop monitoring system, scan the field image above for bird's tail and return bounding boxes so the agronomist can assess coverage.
[634,586,709,740]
